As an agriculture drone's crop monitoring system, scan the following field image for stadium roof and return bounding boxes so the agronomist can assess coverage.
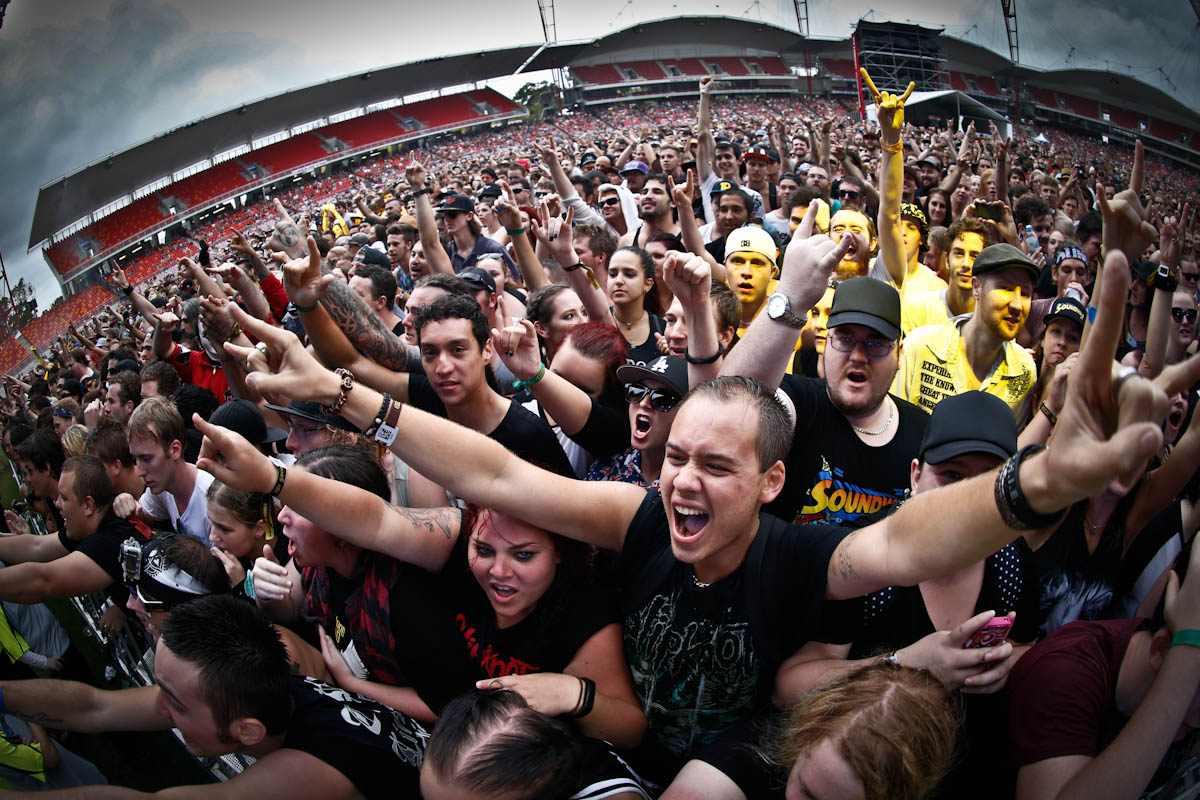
[30,14,1200,250]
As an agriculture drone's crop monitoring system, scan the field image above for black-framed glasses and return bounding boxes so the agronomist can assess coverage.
[839,189,860,200]
[600,197,621,207]
[625,383,681,413]
[828,331,895,360]
[1172,307,1197,324]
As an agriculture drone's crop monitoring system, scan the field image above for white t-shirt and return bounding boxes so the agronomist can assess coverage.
[140,468,214,545]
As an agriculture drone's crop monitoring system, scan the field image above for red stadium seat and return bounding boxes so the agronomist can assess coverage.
[754,57,790,76]
[622,60,667,81]
[821,59,858,80]
[709,58,749,76]
[572,64,624,85]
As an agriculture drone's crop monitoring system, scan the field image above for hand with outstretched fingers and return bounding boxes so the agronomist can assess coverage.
[223,304,342,408]
[490,319,542,382]
[1097,140,1157,263]
[668,169,698,208]
[194,413,277,494]
[778,202,850,305]
[860,68,914,142]
[279,236,334,311]
[267,199,306,260]
[1034,249,1200,509]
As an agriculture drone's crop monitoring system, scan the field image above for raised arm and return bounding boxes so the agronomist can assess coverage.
[669,171,726,281]
[108,268,159,324]
[861,68,911,287]
[405,162,454,276]
[696,77,716,183]
[530,205,612,326]
[493,320,595,436]
[663,252,722,384]
[939,121,974,194]
[196,418,461,572]
[720,204,847,387]
[830,249,1200,600]
[225,307,645,552]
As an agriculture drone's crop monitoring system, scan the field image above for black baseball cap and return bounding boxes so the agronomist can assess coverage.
[711,179,737,196]
[971,243,1041,283]
[920,391,1017,465]
[743,145,771,162]
[827,277,901,341]
[263,400,360,433]
[459,267,496,294]
[1044,296,1086,330]
[354,246,390,268]
[436,194,475,214]
[210,399,287,445]
[478,184,503,200]
[615,355,689,396]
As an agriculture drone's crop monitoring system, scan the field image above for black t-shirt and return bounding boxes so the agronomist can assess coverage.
[619,490,847,759]
[571,396,633,461]
[282,675,427,799]
[408,376,573,475]
[58,511,148,581]
[405,532,620,712]
[769,376,927,525]
[625,314,667,367]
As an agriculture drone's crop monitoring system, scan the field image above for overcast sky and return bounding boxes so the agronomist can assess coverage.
[2,0,1196,310]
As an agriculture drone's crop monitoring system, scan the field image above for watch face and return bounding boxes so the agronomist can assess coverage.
[767,294,786,318]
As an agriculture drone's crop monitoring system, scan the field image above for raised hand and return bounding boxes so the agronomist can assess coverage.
[475,672,584,717]
[779,203,851,304]
[278,236,333,311]
[194,414,277,493]
[490,319,541,380]
[211,546,246,588]
[405,162,428,189]
[1097,140,1157,262]
[267,200,306,260]
[223,304,341,407]
[668,169,698,207]
[661,251,711,311]
[860,69,914,138]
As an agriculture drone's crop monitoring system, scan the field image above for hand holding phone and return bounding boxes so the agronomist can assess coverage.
[963,614,1013,649]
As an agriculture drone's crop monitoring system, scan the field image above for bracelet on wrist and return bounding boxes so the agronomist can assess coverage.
[993,444,1067,531]
[294,301,319,313]
[685,347,722,365]
[121,285,134,297]
[567,677,596,718]
[506,227,526,236]
[563,262,585,272]
[511,364,547,391]
[362,393,393,440]
[411,187,432,197]
[323,368,355,417]
[880,139,904,154]
[1039,402,1057,427]
[1171,629,1200,649]
[270,463,287,498]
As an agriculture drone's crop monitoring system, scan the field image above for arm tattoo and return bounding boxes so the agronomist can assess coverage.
[388,505,460,540]
[835,530,862,584]
[321,277,413,372]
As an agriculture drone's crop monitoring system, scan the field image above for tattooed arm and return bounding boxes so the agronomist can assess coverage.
[319,277,422,374]
[0,681,166,734]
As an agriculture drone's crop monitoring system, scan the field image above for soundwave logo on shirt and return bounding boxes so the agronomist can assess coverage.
[798,455,906,524]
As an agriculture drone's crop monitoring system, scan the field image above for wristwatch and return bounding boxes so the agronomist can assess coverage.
[765,292,806,329]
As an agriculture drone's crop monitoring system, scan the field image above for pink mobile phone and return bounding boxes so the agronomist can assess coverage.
[963,615,1013,649]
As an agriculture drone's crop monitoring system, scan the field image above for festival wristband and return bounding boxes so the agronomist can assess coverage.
[511,364,547,391]
[1171,629,1200,649]
[506,227,526,236]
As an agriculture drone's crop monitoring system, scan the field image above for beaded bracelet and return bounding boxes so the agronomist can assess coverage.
[323,368,355,417]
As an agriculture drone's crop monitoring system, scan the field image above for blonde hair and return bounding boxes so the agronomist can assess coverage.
[127,396,185,449]
[765,662,958,800]
[61,424,90,458]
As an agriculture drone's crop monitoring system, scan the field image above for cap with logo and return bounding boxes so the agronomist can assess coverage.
[723,226,779,267]
[436,194,475,214]
[1054,245,1088,268]
[743,145,771,162]
[970,243,1041,283]
[920,391,1018,465]
[826,277,902,341]
[1044,296,1086,330]
[620,160,650,175]
[615,355,689,397]
[711,179,737,197]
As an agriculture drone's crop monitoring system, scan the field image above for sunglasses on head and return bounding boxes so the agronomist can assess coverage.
[1172,307,1197,324]
[600,197,622,207]
[625,383,681,412]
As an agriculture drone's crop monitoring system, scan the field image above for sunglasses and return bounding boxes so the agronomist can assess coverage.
[600,197,622,207]
[828,331,895,360]
[443,210,463,220]
[1171,307,1197,324]
[625,383,681,413]
[1183,272,1200,282]
[839,189,860,200]
[126,583,165,611]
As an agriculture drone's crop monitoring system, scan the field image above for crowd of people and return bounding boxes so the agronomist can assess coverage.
[0,72,1198,798]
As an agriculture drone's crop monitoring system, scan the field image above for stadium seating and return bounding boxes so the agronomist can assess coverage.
[669,58,708,77]
[471,89,521,115]
[709,57,749,76]
[753,57,790,76]
[251,133,330,175]
[320,111,407,149]
[1150,117,1191,145]
[1028,86,1059,108]
[0,336,30,377]
[20,284,112,350]
[1060,92,1099,120]
[821,59,858,80]
[171,161,251,208]
[406,94,486,130]
[1104,106,1143,131]
[622,60,667,81]
[572,64,624,85]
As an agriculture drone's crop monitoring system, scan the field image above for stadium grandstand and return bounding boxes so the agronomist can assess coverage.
[7,12,1200,379]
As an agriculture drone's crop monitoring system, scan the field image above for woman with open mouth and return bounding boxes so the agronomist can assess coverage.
[585,355,688,490]
[197,417,646,750]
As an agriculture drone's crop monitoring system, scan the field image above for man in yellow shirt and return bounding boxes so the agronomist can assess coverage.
[900,218,990,337]
[892,243,1038,417]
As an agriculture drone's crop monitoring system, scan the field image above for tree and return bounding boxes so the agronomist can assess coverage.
[514,80,556,121]
[0,278,38,337]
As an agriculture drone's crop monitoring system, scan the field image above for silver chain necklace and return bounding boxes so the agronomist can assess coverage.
[692,573,711,589]
[851,401,894,436]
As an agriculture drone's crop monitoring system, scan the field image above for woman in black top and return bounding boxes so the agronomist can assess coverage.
[607,247,666,366]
